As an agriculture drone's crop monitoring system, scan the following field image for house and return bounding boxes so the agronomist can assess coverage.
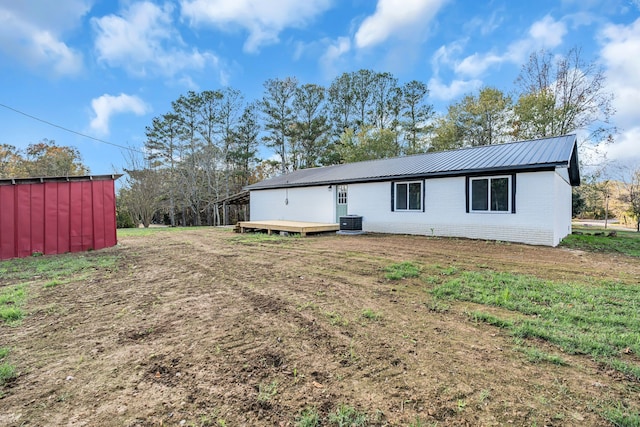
[0,174,121,259]
[245,135,580,246]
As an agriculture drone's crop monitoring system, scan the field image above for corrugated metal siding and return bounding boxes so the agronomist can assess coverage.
[0,177,118,260]
[247,134,578,190]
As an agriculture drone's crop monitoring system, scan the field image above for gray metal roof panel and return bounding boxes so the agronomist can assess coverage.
[247,134,578,190]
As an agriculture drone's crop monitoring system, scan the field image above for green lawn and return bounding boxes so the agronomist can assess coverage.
[561,224,640,257]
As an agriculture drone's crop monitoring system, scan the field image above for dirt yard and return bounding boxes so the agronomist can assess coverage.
[1,228,639,426]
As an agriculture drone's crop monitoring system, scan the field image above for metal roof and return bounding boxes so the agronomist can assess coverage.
[247,134,580,190]
[0,174,123,186]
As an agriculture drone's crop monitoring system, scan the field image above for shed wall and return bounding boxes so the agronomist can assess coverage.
[0,179,117,259]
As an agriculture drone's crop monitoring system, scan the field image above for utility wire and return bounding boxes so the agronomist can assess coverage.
[0,102,146,154]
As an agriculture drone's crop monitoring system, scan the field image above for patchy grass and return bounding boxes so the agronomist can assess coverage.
[296,407,321,427]
[561,225,640,257]
[0,252,119,326]
[117,226,189,237]
[384,261,421,280]
[0,252,118,282]
[327,404,368,427]
[0,285,27,324]
[432,271,640,374]
[602,403,640,427]
[0,347,16,387]
[361,308,382,321]
[515,345,568,366]
[230,232,299,245]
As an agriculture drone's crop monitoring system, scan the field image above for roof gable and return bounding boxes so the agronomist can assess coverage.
[247,134,580,190]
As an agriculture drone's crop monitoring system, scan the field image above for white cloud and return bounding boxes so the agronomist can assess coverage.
[528,15,567,49]
[320,37,351,74]
[354,0,448,49]
[428,77,482,101]
[604,127,640,164]
[92,1,219,78]
[599,17,640,163]
[431,41,466,76]
[464,11,504,36]
[180,0,333,53]
[455,15,567,78]
[0,0,88,76]
[90,94,150,136]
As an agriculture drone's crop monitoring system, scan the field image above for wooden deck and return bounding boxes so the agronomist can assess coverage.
[236,220,339,236]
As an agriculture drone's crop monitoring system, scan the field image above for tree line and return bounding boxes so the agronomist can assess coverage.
[1,46,629,228]
[0,140,88,179]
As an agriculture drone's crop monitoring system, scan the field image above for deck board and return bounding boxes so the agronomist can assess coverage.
[237,220,339,236]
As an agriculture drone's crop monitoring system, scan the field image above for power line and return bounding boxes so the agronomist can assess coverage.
[0,102,146,154]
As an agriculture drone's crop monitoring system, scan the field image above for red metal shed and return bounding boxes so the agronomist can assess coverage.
[0,174,121,260]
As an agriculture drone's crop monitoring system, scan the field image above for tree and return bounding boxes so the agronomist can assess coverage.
[328,72,355,138]
[430,87,512,151]
[0,140,88,178]
[352,69,375,130]
[337,126,398,163]
[400,80,434,155]
[173,91,207,226]
[260,77,298,173]
[620,167,640,231]
[369,71,399,130]
[229,102,261,187]
[292,83,330,169]
[429,113,465,152]
[0,144,24,178]
[218,88,245,197]
[513,47,615,144]
[145,113,181,226]
[120,151,163,228]
[22,139,88,177]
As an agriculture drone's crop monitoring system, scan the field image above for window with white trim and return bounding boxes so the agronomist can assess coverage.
[337,185,348,205]
[470,176,510,212]
[394,181,423,211]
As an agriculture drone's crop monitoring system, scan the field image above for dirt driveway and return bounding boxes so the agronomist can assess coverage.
[1,228,639,426]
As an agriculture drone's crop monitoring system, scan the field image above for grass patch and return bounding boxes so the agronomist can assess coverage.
[602,403,640,427]
[117,226,188,237]
[328,404,368,426]
[515,346,567,365]
[432,271,640,375]
[325,311,348,327]
[0,285,27,324]
[43,279,64,289]
[296,407,321,427]
[361,308,382,321]
[0,348,16,386]
[468,311,513,328]
[604,359,640,382]
[561,226,640,257]
[0,253,118,282]
[384,261,420,280]
[230,232,297,245]
[0,252,119,325]
[257,380,278,402]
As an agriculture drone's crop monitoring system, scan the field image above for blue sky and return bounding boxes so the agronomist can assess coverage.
[1,0,639,176]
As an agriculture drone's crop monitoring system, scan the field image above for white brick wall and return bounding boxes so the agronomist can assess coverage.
[249,169,573,246]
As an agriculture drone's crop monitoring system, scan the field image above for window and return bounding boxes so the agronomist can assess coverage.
[470,176,511,212]
[337,185,347,205]
[394,181,423,211]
